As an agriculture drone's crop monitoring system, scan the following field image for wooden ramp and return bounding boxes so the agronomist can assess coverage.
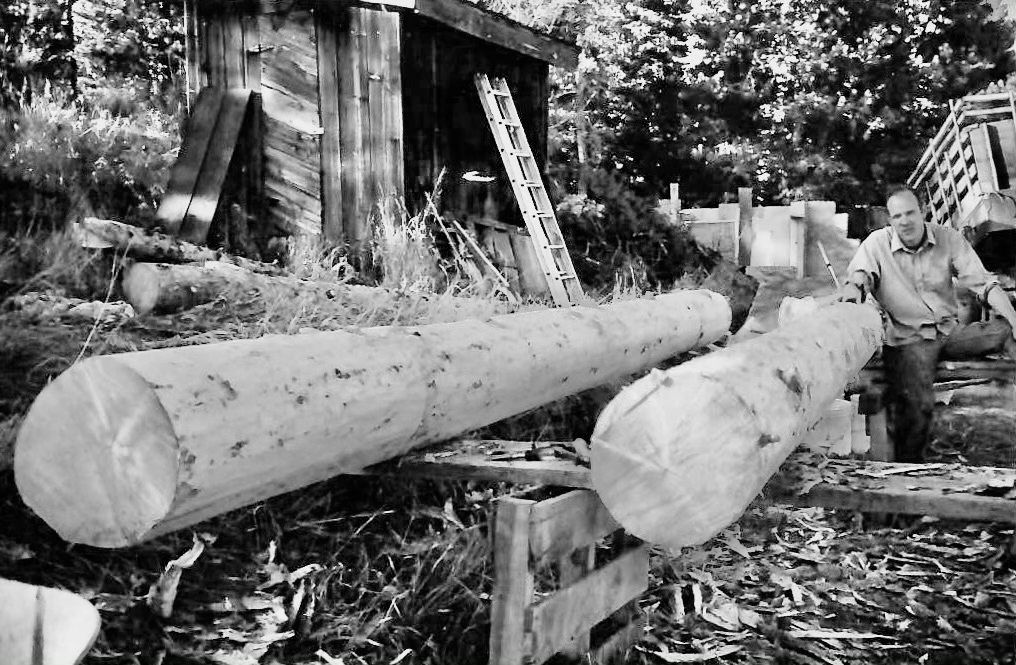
[0,577,100,665]
[362,439,1016,525]
[156,87,253,244]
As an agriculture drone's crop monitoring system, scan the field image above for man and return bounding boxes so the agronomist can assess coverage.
[839,188,1016,462]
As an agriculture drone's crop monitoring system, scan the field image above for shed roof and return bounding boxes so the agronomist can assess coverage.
[355,0,580,68]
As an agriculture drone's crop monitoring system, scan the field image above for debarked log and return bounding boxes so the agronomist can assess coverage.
[15,290,731,548]
[590,302,883,549]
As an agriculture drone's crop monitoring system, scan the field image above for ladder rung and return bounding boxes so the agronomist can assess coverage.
[545,244,566,250]
[490,90,511,97]
[518,180,541,187]
[506,149,532,158]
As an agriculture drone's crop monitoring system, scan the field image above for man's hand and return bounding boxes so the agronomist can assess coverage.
[838,282,863,304]
[985,285,1016,343]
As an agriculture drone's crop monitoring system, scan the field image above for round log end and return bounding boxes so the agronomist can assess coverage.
[121,263,161,316]
[590,375,759,549]
[14,357,179,548]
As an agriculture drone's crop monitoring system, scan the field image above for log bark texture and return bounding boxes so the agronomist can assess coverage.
[122,261,359,315]
[121,260,513,320]
[590,302,883,549]
[15,290,731,547]
[75,217,283,275]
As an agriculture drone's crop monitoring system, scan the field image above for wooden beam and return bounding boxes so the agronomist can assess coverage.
[316,9,343,243]
[179,88,254,244]
[737,186,752,267]
[526,545,649,665]
[488,498,535,665]
[156,87,225,234]
[362,439,1016,525]
[412,0,579,68]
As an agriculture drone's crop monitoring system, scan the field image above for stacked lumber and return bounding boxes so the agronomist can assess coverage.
[15,290,731,548]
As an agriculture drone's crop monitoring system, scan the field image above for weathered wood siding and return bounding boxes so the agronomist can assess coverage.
[336,8,404,249]
[258,11,323,236]
[197,5,322,238]
[401,13,549,229]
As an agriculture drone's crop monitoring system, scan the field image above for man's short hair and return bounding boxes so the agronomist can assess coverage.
[885,184,914,201]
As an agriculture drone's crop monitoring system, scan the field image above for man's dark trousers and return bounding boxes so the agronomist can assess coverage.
[883,317,1014,463]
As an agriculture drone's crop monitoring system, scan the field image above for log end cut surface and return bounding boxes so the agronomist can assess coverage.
[14,358,179,548]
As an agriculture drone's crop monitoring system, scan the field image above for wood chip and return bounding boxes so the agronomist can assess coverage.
[640,645,742,662]
[786,630,887,640]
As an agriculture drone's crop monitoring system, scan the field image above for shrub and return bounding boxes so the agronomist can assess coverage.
[555,166,719,293]
[0,92,179,233]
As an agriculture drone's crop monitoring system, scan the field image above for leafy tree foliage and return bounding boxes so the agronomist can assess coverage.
[535,0,1016,206]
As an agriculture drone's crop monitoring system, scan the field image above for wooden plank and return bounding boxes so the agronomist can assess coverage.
[859,360,1016,384]
[241,13,261,92]
[529,489,620,564]
[361,439,1016,525]
[206,16,226,87]
[589,612,646,665]
[526,546,650,665]
[156,87,226,234]
[339,7,369,248]
[509,230,550,297]
[259,10,322,236]
[184,0,201,109]
[366,9,385,209]
[737,187,752,267]
[489,498,535,665]
[558,544,595,656]
[413,0,578,68]
[316,9,343,243]
[180,89,253,243]
[223,12,246,87]
[359,438,593,487]
[380,11,404,201]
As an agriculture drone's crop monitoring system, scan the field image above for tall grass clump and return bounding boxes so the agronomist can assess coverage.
[0,90,180,234]
[371,193,446,293]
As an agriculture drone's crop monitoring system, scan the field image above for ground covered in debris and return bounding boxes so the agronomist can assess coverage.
[1,234,1015,665]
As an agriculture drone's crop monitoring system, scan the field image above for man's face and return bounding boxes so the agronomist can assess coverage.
[886,191,925,248]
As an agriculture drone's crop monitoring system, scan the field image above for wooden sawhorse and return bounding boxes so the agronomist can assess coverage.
[365,438,1016,665]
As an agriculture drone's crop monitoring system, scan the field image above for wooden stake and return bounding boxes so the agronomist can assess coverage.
[737,187,753,267]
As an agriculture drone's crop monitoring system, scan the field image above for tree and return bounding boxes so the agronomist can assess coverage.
[547,0,1016,206]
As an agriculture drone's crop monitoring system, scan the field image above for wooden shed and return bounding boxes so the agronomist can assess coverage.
[158,0,579,259]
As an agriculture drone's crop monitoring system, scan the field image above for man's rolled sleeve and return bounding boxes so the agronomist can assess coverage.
[845,240,879,294]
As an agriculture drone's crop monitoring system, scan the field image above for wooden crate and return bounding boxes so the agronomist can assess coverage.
[489,488,648,665]
[908,92,1016,232]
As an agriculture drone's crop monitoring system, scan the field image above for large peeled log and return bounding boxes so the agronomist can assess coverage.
[590,302,883,549]
[15,290,730,548]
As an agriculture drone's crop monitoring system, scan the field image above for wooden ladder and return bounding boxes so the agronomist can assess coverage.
[475,74,582,307]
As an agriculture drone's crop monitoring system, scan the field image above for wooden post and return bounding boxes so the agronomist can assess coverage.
[489,498,535,665]
[737,187,753,267]
[668,182,681,225]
